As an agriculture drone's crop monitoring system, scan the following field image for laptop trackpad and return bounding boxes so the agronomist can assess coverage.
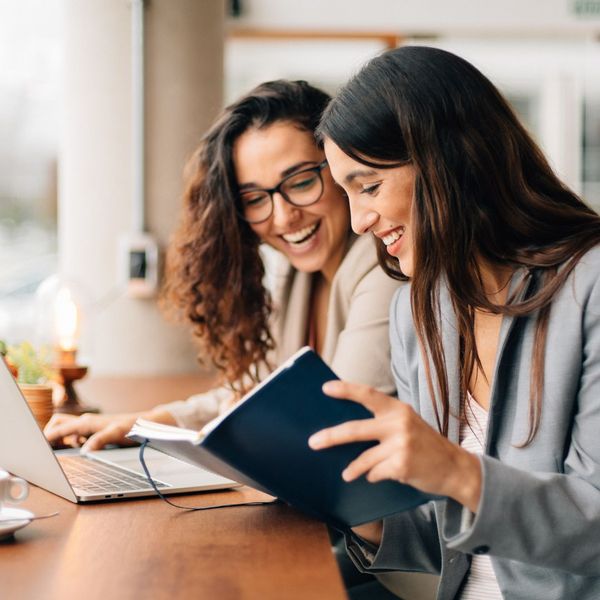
[88,447,231,487]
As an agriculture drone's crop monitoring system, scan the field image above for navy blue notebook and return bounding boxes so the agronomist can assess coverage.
[128,346,434,529]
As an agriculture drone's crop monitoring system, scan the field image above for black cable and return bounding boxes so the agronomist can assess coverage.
[138,439,278,511]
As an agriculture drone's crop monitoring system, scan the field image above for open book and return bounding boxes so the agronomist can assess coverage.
[127,346,434,529]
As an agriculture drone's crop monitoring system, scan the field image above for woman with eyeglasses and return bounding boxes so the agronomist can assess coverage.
[43,78,438,600]
[309,46,600,598]
[44,79,400,456]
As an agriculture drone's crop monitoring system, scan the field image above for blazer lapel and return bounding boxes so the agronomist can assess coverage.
[485,268,537,450]
[276,270,312,363]
[438,284,462,444]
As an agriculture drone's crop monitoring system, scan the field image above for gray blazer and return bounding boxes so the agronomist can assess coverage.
[347,245,600,599]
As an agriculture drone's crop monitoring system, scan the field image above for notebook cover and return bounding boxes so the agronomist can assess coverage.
[197,347,433,528]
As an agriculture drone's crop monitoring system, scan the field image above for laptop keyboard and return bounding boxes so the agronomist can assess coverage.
[58,454,169,495]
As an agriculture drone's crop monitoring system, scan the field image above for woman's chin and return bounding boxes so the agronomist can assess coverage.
[286,253,326,274]
[397,257,413,278]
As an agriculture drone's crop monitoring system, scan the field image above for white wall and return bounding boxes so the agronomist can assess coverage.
[229,0,600,35]
[227,2,600,207]
[225,39,386,101]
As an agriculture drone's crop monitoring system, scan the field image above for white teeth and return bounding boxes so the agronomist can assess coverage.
[282,223,319,244]
[382,227,405,246]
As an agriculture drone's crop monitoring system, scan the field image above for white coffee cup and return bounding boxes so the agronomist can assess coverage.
[0,469,29,511]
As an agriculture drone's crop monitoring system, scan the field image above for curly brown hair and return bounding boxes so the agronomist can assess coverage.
[161,80,332,391]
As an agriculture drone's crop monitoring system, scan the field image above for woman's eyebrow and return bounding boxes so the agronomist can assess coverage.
[280,160,317,178]
[344,168,378,185]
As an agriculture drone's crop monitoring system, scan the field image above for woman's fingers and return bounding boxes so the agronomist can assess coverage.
[315,379,483,504]
[61,434,85,448]
[322,380,401,415]
[341,440,395,482]
[364,455,408,484]
[81,422,135,452]
[310,386,412,451]
[308,418,378,450]
[44,413,111,446]
[44,411,138,451]
[44,413,89,441]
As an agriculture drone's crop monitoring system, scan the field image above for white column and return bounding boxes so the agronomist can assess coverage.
[60,0,224,375]
[538,71,583,193]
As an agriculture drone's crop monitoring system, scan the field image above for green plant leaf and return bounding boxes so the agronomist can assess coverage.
[6,342,56,385]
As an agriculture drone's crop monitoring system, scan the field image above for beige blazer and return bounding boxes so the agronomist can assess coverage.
[271,233,399,394]
[164,234,401,430]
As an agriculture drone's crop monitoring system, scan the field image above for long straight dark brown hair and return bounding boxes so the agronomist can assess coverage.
[318,46,600,444]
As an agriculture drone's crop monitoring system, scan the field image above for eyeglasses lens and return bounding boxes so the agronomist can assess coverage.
[240,192,272,224]
[281,171,322,206]
[240,166,324,224]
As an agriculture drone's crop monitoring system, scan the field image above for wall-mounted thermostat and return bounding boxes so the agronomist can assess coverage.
[119,232,159,298]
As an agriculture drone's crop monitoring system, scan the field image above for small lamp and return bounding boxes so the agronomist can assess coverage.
[35,275,97,415]
[54,286,80,366]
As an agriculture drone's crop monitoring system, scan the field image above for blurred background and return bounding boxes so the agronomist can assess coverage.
[1,0,599,376]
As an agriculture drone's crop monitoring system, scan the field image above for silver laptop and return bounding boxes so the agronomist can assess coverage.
[0,359,238,502]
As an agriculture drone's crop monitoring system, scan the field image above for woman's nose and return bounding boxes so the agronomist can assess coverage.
[349,199,379,235]
[271,193,302,228]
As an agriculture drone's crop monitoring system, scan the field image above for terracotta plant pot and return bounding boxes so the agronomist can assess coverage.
[2,356,18,378]
[19,384,54,430]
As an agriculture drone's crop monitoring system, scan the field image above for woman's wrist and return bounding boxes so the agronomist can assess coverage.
[352,520,383,546]
[144,407,177,426]
[446,449,483,513]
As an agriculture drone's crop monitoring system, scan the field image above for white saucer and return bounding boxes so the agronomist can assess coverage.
[0,507,34,541]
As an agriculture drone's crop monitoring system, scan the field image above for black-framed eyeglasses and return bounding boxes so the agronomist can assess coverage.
[239,160,328,224]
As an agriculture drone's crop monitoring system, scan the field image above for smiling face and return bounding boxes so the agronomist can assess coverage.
[233,121,350,280]
[324,139,416,277]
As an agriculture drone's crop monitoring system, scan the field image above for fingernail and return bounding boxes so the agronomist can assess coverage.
[322,381,337,394]
[308,433,323,449]
[342,469,352,481]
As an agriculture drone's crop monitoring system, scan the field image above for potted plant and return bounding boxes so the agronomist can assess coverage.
[6,342,56,429]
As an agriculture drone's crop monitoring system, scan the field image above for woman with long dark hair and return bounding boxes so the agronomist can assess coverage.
[311,46,600,598]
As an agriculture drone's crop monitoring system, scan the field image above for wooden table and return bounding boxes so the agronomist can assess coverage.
[0,376,347,600]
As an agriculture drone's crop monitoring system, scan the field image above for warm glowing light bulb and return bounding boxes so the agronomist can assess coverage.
[54,288,80,351]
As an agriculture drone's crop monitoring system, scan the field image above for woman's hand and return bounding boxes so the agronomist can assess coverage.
[44,412,139,451]
[308,381,483,513]
[43,407,177,452]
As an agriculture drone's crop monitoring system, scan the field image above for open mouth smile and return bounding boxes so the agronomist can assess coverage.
[281,222,320,245]
[381,226,405,246]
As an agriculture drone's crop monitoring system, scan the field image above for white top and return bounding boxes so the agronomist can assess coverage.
[459,396,504,600]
